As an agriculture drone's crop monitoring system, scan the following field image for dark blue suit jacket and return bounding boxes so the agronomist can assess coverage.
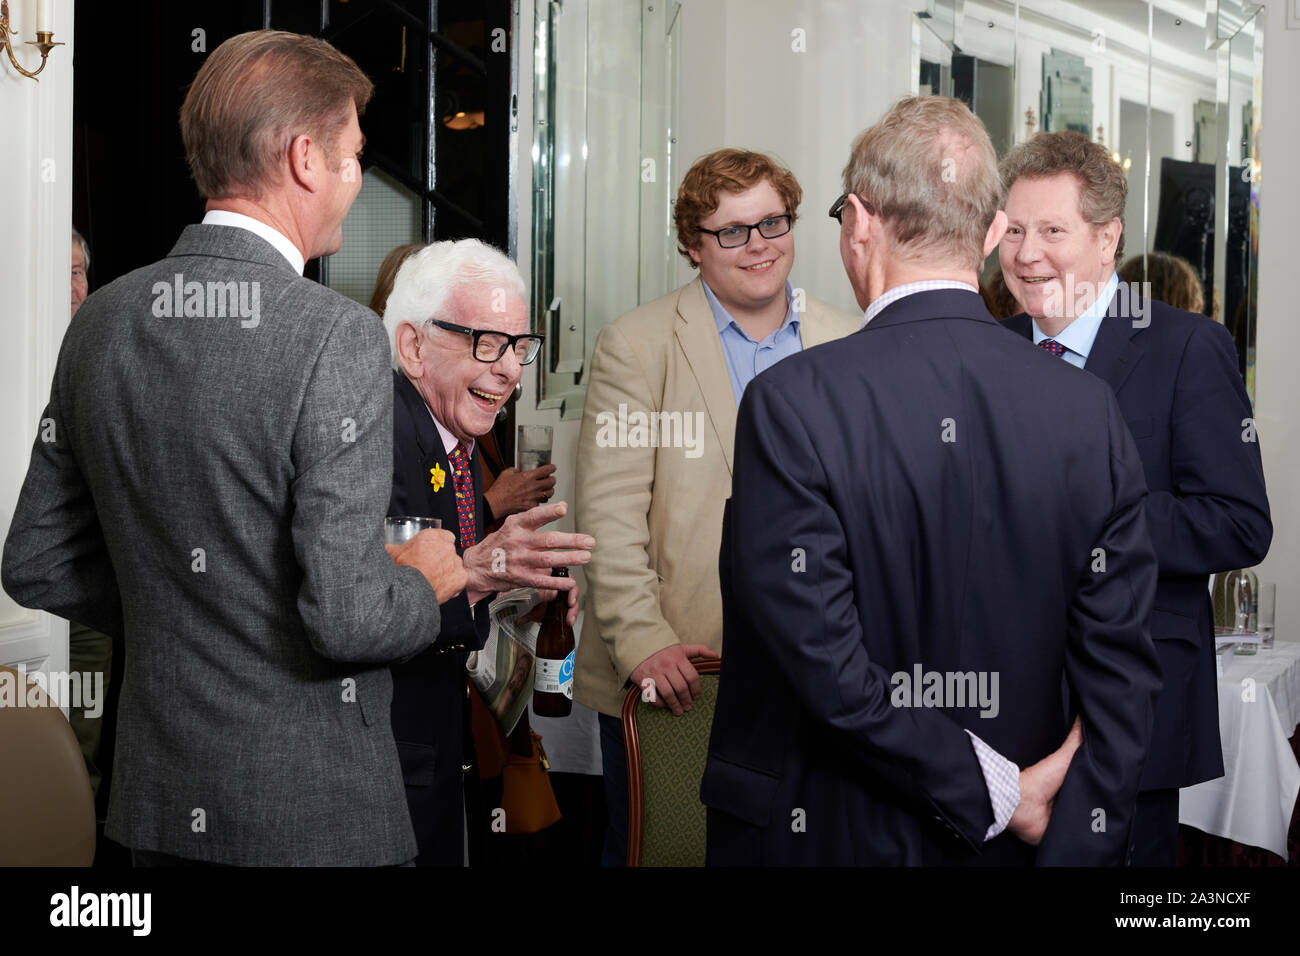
[701,289,1162,866]
[1003,294,1271,789]
[388,370,492,865]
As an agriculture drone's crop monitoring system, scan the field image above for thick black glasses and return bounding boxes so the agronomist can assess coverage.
[430,319,544,365]
[829,193,876,224]
[697,214,792,249]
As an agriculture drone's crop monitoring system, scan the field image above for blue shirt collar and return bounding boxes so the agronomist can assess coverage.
[1030,272,1119,361]
[701,278,800,342]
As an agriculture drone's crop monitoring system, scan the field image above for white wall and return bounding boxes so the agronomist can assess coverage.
[674,0,918,313]
[1251,2,1299,631]
[0,0,74,682]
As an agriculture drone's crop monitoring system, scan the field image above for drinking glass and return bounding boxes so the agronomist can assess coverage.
[385,516,442,546]
[517,425,554,472]
[1259,582,1276,650]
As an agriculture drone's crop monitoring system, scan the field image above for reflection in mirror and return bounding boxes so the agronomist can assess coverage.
[918,0,964,50]
[526,0,1263,415]
[1140,2,1217,324]
[1221,12,1262,393]
[1040,49,1092,135]
[917,14,955,98]
[531,0,679,418]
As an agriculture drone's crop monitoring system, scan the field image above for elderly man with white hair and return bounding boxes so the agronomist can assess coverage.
[382,238,595,866]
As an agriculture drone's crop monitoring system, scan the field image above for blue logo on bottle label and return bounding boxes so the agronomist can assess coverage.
[559,651,575,698]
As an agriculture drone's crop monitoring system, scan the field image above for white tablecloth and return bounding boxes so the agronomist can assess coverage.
[1178,639,1300,858]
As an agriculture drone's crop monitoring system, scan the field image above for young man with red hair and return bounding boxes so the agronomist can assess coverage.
[574,149,858,865]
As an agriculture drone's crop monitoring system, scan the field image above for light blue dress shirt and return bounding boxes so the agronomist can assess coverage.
[701,279,802,405]
[1030,272,1120,367]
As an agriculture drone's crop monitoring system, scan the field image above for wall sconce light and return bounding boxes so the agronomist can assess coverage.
[1,0,63,81]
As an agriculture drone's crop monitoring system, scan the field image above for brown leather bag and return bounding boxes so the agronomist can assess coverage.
[499,725,562,834]
[470,688,561,834]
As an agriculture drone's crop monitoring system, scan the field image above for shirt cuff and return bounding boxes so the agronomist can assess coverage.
[965,730,1020,841]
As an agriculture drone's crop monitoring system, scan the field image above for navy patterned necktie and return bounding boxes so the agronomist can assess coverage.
[1039,338,1066,358]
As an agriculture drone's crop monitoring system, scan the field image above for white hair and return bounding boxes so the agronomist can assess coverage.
[72,228,90,269]
[382,238,527,368]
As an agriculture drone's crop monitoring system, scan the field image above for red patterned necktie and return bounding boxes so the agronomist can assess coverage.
[1039,338,1066,358]
[446,441,477,550]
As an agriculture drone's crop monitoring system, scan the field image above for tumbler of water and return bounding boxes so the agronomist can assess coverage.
[1229,568,1258,656]
[385,516,442,546]
[1259,582,1276,650]
[517,425,554,473]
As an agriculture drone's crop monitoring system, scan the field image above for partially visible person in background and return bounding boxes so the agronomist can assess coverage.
[1118,251,1206,317]
[62,225,113,800]
[71,228,89,318]
[371,243,556,527]
[979,266,1020,320]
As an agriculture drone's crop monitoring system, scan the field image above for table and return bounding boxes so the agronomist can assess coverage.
[1179,639,1300,859]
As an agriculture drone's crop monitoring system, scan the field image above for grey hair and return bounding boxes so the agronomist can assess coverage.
[842,96,1000,272]
[72,228,90,269]
[382,239,527,369]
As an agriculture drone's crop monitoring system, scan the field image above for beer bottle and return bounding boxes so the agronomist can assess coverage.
[533,568,575,717]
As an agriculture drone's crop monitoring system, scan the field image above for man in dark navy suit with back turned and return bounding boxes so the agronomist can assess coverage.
[702,97,1163,866]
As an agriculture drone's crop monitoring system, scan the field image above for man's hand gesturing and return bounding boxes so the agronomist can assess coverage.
[462,501,594,613]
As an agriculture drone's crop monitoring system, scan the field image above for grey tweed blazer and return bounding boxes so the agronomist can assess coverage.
[2,224,441,865]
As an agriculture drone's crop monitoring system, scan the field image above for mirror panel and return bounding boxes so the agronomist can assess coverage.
[528,0,1264,416]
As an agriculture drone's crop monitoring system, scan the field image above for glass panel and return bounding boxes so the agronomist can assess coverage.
[531,0,586,414]
[531,0,676,418]
[1149,0,1216,295]
[638,2,682,304]
[916,13,955,97]
[1223,12,1262,396]
[327,167,422,306]
[1144,2,1218,317]
[919,0,965,49]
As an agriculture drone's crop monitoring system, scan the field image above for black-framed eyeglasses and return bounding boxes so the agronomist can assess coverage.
[429,319,545,365]
[697,214,792,249]
[829,193,876,224]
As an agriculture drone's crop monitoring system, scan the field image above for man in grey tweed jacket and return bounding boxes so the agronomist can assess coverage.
[2,32,466,866]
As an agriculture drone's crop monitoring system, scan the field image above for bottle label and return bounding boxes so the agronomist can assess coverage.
[534,651,575,699]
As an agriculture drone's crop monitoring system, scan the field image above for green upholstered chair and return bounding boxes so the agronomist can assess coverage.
[622,658,720,867]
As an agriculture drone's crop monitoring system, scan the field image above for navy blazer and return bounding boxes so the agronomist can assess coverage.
[1003,294,1271,789]
[702,290,1162,866]
[388,370,492,865]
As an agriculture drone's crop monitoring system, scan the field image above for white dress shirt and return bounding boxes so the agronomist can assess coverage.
[201,209,306,276]
[1029,272,1120,368]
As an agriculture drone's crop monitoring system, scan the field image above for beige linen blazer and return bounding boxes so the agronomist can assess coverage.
[573,276,859,716]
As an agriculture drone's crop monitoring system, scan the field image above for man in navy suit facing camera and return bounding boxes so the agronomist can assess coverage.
[998,131,1271,866]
